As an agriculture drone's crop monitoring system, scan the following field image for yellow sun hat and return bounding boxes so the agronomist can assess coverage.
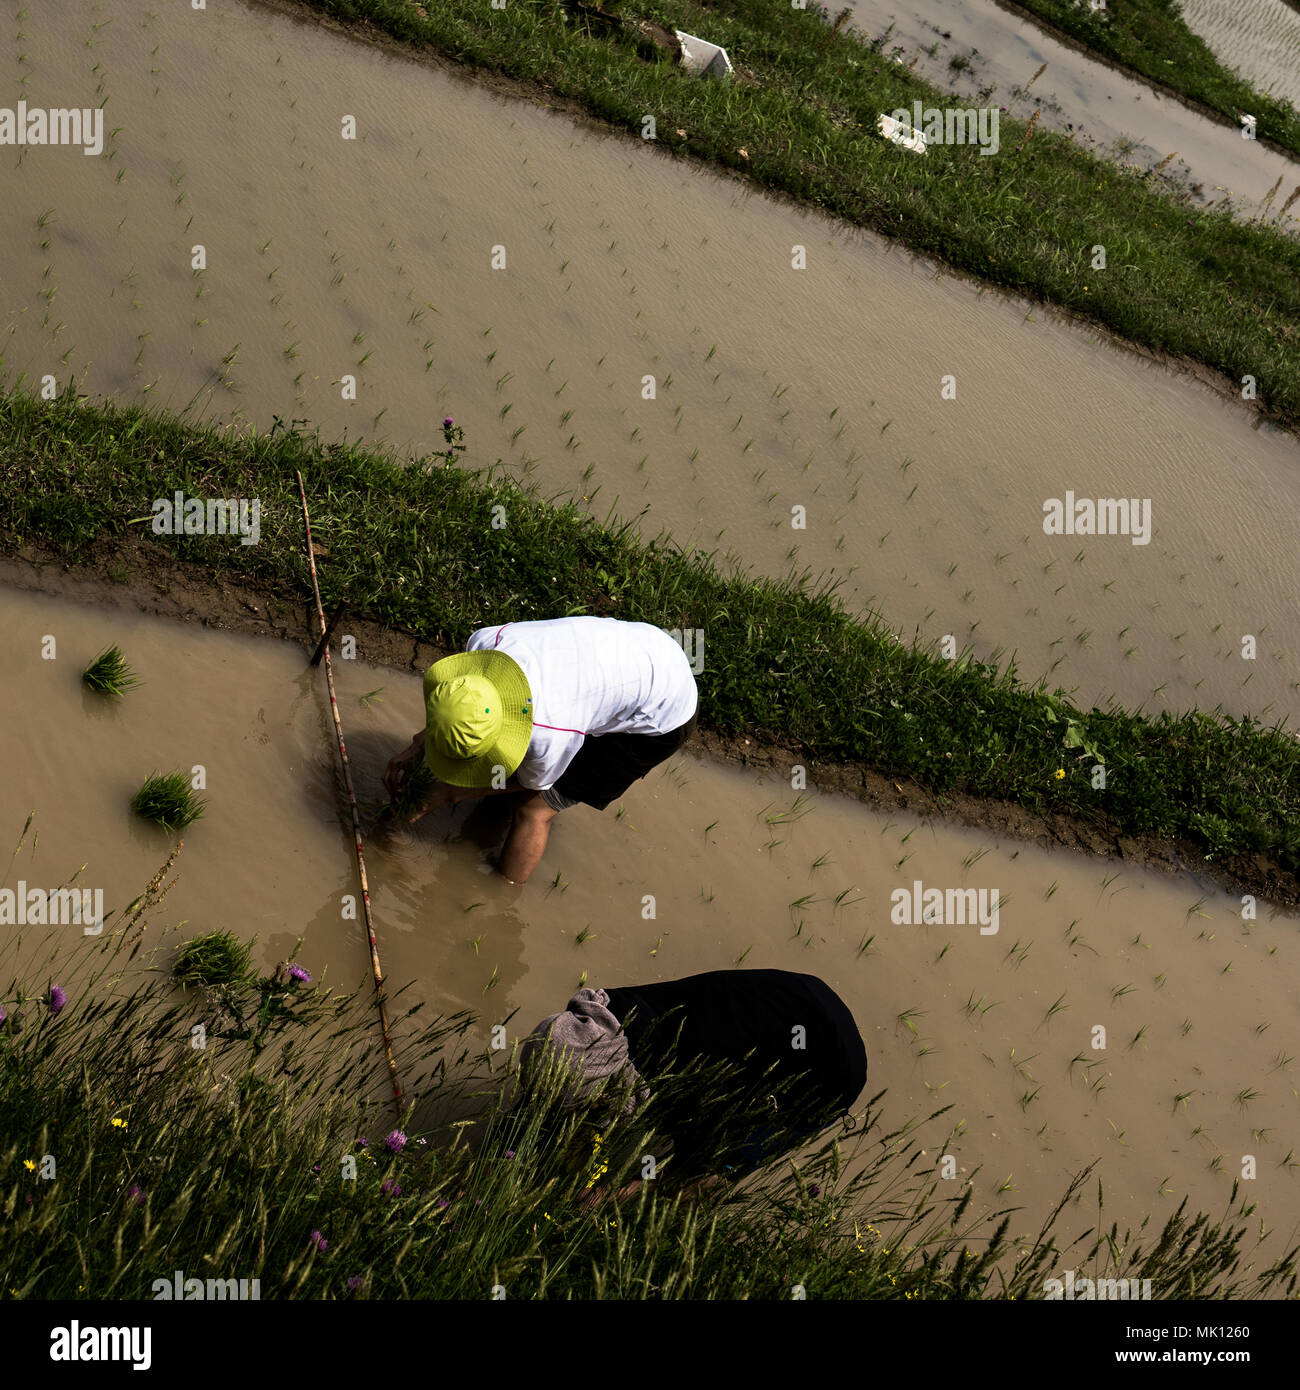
[422,649,533,787]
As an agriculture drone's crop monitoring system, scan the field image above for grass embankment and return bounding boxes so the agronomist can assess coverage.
[1003,0,1300,159]
[290,0,1300,427]
[2,880,1293,1299]
[3,389,1298,888]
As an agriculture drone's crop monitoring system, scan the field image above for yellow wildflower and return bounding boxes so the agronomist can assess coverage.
[22,1160,35,1172]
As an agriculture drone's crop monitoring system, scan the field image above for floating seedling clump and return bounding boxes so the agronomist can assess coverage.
[82,645,140,698]
[173,929,253,989]
[131,771,206,831]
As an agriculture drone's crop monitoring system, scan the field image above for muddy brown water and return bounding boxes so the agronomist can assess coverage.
[2,584,1297,1275]
[1,0,1298,732]
[844,0,1300,218]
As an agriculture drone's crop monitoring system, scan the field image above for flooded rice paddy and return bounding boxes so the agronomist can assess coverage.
[2,0,1299,1277]
[844,0,1300,219]
[1,0,1298,729]
[1,582,1297,1264]
[1181,0,1300,110]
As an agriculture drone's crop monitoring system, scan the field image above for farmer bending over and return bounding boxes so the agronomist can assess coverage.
[519,969,867,1196]
[383,617,698,884]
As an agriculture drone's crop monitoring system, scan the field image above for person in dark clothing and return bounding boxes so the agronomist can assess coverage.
[520,969,867,1190]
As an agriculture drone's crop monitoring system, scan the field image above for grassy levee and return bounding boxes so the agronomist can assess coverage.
[1003,0,1300,160]
[3,389,1298,890]
[2,889,1295,1299]
[287,0,1300,428]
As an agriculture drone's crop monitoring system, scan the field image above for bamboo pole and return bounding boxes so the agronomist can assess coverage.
[294,470,404,1118]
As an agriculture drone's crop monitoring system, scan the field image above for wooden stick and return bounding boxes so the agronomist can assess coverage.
[310,601,348,668]
[295,470,404,1119]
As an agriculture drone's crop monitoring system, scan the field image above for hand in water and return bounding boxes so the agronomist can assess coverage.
[383,732,424,801]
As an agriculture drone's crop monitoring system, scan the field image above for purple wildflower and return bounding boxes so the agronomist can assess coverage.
[381,1178,402,1198]
[436,1198,450,1209]
[309,1230,327,1252]
[504,1150,516,1160]
[127,1184,146,1206]
[808,1183,821,1198]
[288,964,311,984]
[384,1129,407,1154]
[0,1005,6,1025]
[48,985,67,1017]
[442,416,454,429]
[346,1275,364,1291]
[356,1137,369,1149]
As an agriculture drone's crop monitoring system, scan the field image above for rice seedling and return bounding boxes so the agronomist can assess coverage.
[482,965,500,994]
[896,1008,925,1035]
[1041,992,1068,1024]
[856,933,876,958]
[81,645,140,698]
[1234,1088,1261,1110]
[468,933,484,954]
[172,929,252,989]
[131,772,205,832]
[734,944,752,965]
[574,923,594,945]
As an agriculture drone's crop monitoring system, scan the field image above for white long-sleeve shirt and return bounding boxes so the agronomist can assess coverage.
[465,617,699,790]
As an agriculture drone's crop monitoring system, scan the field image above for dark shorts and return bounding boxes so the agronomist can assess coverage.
[550,710,698,811]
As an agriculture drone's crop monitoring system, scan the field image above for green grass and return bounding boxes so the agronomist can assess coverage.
[1009,0,1300,160]
[130,770,206,832]
[1,878,1294,1300]
[290,0,1300,427]
[3,390,1299,890]
[172,929,253,989]
[81,644,141,698]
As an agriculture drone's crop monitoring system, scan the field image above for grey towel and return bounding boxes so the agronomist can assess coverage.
[523,987,641,1112]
